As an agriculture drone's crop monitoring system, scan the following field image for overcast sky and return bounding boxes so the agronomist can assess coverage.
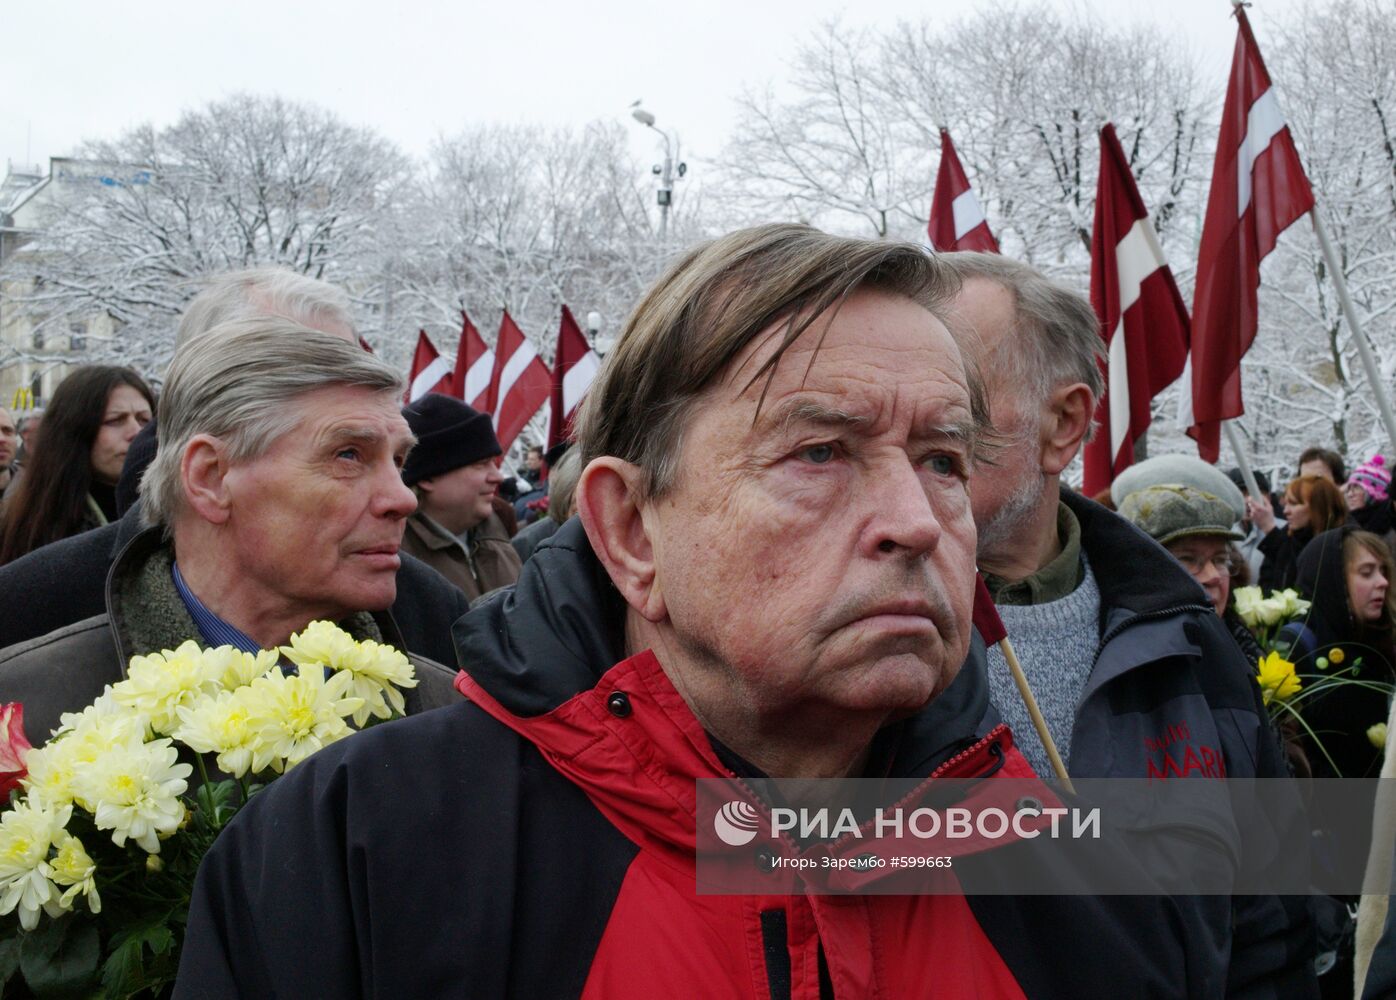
[6,0,1304,178]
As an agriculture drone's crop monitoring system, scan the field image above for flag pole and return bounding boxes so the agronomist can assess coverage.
[1309,209,1396,457]
[1223,422,1264,500]
[997,636,1076,794]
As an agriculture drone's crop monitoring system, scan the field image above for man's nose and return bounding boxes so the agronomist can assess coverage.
[864,460,944,558]
[375,465,418,519]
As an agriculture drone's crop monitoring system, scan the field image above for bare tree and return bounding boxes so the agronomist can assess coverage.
[0,94,414,376]
[388,120,699,371]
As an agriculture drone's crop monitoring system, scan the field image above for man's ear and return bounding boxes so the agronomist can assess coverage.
[416,476,436,496]
[1040,383,1095,476]
[576,457,665,622]
[181,435,232,526]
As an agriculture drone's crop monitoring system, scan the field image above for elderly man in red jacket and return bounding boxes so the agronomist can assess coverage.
[177,225,1229,999]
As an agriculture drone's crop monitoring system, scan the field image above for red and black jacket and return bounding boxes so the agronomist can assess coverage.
[175,520,1223,999]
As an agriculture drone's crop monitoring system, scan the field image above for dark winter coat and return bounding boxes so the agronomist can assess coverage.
[0,527,463,745]
[1056,490,1316,999]
[1259,525,1316,593]
[1279,526,1396,780]
[177,519,1281,999]
[0,505,470,668]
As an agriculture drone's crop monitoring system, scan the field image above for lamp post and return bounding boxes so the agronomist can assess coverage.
[631,106,685,241]
[586,310,603,353]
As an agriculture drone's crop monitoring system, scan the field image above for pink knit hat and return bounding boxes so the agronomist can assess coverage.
[1347,454,1391,503]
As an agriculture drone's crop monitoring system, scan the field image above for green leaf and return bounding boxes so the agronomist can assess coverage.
[19,918,99,997]
[102,921,176,998]
[0,935,21,997]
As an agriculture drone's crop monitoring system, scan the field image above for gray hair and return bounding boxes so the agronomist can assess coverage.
[576,224,986,500]
[176,268,356,348]
[142,317,404,527]
[547,449,584,525]
[940,253,1104,430]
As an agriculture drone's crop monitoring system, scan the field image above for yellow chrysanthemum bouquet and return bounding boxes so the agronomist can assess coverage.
[0,621,416,997]
[1236,586,1396,775]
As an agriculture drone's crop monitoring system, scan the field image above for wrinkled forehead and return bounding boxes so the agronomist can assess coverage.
[715,293,973,427]
[265,384,414,452]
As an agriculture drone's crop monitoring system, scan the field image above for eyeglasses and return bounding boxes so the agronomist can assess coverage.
[1174,552,1235,575]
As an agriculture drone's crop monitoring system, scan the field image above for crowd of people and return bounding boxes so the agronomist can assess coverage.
[0,229,1395,996]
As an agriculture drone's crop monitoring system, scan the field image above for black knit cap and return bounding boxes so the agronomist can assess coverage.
[400,395,501,486]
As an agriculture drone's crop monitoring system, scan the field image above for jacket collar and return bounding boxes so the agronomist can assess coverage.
[406,512,466,554]
[452,519,1023,862]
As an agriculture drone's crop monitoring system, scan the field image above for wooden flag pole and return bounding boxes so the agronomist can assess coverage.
[998,636,1076,794]
[1310,209,1396,458]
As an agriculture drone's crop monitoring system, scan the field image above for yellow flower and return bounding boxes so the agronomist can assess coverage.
[112,641,220,735]
[0,797,71,930]
[1370,723,1388,750]
[201,647,279,692]
[282,623,416,728]
[75,736,192,853]
[49,833,99,914]
[27,693,146,810]
[244,668,363,773]
[1257,651,1302,704]
[281,621,358,671]
[173,691,261,778]
[1329,647,1346,665]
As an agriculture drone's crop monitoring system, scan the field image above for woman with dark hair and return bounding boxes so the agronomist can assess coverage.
[0,365,154,565]
[1249,474,1348,592]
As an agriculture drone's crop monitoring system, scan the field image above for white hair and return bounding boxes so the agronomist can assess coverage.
[175,268,356,348]
[142,318,403,527]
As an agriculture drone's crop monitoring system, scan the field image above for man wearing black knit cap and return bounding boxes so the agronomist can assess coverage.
[400,395,522,601]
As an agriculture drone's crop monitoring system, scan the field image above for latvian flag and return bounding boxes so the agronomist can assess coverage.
[405,330,452,404]
[928,129,998,254]
[1081,124,1189,497]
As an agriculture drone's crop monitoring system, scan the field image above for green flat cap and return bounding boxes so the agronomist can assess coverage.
[1118,484,1245,545]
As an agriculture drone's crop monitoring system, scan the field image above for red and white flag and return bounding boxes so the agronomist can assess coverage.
[928,129,999,254]
[450,310,495,411]
[489,311,551,453]
[1082,124,1191,497]
[405,330,452,403]
[548,306,601,452]
[1184,6,1314,462]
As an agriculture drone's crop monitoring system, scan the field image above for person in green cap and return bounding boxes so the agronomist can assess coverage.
[1119,483,1259,663]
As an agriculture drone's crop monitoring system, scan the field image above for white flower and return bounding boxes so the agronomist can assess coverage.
[1233,586,1264,628]
[0,797,71,930]
[75,737,191,853]
[27,693,148,810]
[1256,596,1287,628]
[201,646,279,692]
[244,668,363,772]
[173,690,260,778]
[49,833,99,914]
[111,641,220,735]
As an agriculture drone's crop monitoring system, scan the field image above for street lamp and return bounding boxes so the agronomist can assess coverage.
[586,310,602,350]
[630,106,686,241]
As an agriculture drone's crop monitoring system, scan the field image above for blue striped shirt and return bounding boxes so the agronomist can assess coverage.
[171,562,261,654]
